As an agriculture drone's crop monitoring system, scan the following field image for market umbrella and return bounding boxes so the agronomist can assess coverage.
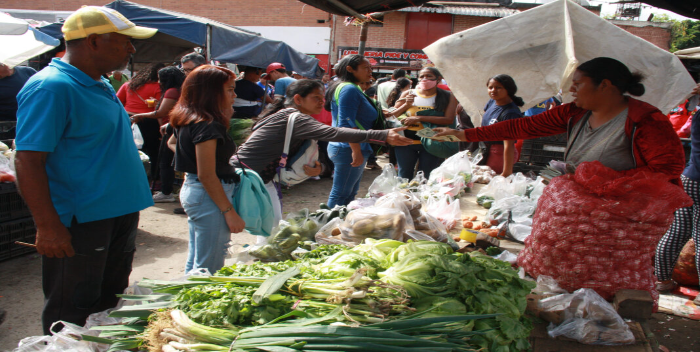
[423,0,695,125]
[0,13,59,68]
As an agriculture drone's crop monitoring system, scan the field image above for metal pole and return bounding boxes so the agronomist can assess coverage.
[358,21,369,56]
[206,24,212,63]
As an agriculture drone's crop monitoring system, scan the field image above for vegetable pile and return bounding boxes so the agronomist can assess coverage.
[94,241,536,352]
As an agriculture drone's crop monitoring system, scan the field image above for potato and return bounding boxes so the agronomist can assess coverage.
[462,220,473,229]
[453,235,462,242]
[331,227,341,237]
[470,216,478,221]
[352,219,375,236]
[480,222,491,229]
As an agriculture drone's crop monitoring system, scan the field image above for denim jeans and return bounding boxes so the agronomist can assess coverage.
[42,212,139,334]
[394,144,444,180]
[327,144,370,207]
[180,174,237,274]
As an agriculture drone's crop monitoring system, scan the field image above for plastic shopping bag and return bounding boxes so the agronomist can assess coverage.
[132,124,144,149]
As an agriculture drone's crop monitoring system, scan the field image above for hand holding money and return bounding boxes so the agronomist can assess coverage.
[417,127,462,142]
[432,127,467,142]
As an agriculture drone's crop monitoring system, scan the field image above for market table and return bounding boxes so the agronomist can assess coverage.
[457,183,525,255]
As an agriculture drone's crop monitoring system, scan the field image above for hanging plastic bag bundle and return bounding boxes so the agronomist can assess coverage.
[518,161,692,304]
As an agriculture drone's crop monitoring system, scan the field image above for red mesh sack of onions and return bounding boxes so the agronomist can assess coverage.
[518,161,691,305]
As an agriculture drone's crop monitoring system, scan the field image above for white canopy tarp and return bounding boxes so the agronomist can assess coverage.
[0,13,59,68]
[424,0,694,125]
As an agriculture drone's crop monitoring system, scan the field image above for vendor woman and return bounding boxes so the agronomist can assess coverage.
[435,57,686,181]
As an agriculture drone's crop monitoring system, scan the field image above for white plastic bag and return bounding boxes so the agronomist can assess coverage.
[539,288,635,345]
[275,113,319,187]
[425,195,461,230]
[339,207,406,244]
[367,164,406,198]
[428,150,472,197]
[14,321,98,352]
[132,124,144,149]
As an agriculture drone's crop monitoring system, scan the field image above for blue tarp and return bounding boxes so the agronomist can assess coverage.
[39,0,323,77]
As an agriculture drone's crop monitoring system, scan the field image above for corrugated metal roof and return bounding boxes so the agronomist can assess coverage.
[399,5,519,17]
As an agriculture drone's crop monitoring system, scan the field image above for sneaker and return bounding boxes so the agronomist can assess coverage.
[365,159,380,170]
[152,191,176,203]
[173,207,186,215]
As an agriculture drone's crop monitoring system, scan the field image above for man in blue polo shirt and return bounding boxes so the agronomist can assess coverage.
[14,6,156,334]
[266,62,296,99]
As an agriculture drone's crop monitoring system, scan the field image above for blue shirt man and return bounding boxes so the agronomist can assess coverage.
[13,5,157,334]
[266,62,296,98]
[16,58,153,226]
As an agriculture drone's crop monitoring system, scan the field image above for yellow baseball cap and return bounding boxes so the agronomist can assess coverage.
[62,6,157,41]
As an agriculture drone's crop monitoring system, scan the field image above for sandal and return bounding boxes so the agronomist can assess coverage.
[655,280,678,293]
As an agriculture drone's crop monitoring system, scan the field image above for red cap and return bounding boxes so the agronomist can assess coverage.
[266,62,286,76]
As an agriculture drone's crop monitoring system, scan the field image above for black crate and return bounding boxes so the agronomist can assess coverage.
[520,134,567,166]
[0,122,16,140]
[513,162,545,176]
[0,183,32,223]
[0,217,36,262]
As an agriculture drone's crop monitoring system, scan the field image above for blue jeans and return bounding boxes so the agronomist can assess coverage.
[327,144,370,207]
[180,174,237,274]
[394,144,444,180]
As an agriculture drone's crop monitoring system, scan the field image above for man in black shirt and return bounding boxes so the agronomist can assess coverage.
[233,66,272,118]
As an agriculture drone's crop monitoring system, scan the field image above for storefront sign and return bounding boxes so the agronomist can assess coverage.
[337,46,432,69]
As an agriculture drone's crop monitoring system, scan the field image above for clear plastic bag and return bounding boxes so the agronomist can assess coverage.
[428,150,473,197]
[425,195,461,230]
[412,210,451,244]
[339,207,406,245]
[0,153,16,182]
[539,288,635,345]
[532,275,568,295]
[368,164,406,198]
[347,197,377,211]
[14,321,99,352]
[315,218,351,245]
[375,191,421,230]
[132,123,144,149]
[248,215,317,262]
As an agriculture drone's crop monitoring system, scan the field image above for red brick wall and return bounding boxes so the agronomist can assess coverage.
[615,24,671,50]
[453,15,495,33]
[4,0,331,27]
[332,11,407,60]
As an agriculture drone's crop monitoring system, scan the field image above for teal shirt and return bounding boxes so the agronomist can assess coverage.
[15,58,153,227]
[330,83,377,153]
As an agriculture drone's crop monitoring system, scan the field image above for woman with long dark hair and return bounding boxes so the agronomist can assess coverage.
[232,79,411,231]
[385,77,412,113]
[324,55,378,207]
[167,65,244,274]
[117,63,165,186]
[132,66,186,201]
[390,67,458,180]
[435,57,684,178]
[480,74,524,176]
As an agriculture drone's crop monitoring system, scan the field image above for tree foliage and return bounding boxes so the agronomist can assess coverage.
[650,13,700,52]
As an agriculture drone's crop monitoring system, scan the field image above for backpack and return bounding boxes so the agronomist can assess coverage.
[274,112,319,187]
[333,82,387,155]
